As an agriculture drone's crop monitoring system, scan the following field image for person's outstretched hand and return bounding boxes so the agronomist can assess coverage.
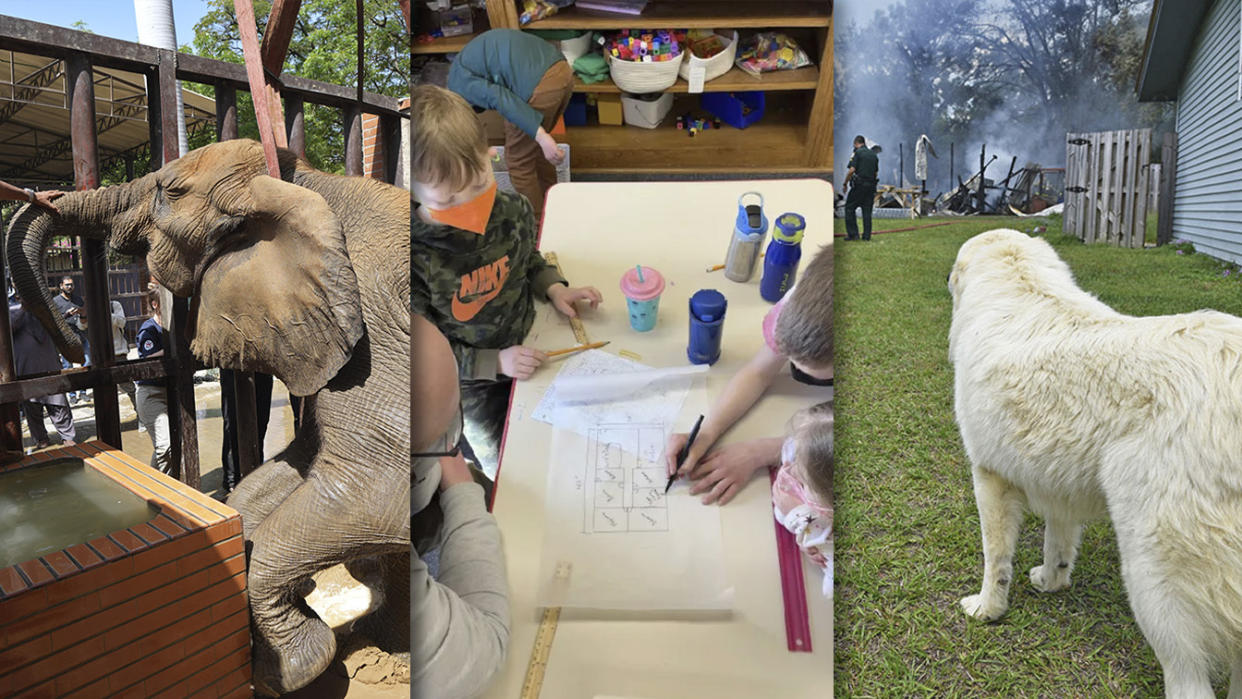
[438,453,475,491]
[33,190,65,213]
[547,284,601,318]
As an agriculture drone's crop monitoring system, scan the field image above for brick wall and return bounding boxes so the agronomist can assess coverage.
[362,98,410,186]
[0,443,251,697]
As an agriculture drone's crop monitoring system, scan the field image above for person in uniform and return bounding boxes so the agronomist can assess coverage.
[843,135,880,241]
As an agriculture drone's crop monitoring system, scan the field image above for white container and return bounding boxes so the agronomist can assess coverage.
[621,92,674,129]
[678,30,738,91]
[607,51,684,93]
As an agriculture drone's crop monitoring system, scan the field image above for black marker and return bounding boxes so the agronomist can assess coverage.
[665,414,705,494]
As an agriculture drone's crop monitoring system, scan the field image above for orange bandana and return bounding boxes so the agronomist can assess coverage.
[425,181,497,235]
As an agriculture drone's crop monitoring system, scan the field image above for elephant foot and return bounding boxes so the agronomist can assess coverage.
[346,552,411,652]
[251,598,337,697]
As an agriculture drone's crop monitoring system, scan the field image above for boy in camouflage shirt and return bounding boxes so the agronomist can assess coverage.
[412,85,601,474]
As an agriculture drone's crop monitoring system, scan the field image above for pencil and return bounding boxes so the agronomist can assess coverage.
[665,414,705,493]
[706,252,765,272]
[545,341,609,357]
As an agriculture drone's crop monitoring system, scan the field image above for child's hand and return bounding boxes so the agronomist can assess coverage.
[686,440,776,506]
[547,284,601,318]
[438,453,475,492]
[535,127,564,164]
[665,431,710,480]
[498,345,547,380]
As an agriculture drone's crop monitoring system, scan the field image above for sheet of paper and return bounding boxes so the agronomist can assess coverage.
[535,372,732,611]
[531,350,706,452]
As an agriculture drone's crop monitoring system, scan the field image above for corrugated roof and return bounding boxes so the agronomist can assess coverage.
[0,49,216,187]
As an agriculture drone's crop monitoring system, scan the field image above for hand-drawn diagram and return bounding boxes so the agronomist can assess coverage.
[583,424,669,533]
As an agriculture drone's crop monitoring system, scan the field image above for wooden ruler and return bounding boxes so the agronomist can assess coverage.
[770,468,813,652]
[542,251,590,344]
[520,606,561,699]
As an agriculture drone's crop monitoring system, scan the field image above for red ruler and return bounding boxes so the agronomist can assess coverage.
[770,467,813,652]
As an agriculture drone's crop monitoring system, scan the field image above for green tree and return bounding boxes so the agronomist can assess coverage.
[189,0,406,172]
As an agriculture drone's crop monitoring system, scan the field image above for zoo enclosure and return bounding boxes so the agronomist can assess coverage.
[0,15,405,486]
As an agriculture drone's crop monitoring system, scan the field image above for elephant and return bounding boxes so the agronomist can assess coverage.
[5,139,411,695]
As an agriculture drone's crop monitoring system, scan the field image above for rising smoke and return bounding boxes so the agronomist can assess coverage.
[834,0,1174,195]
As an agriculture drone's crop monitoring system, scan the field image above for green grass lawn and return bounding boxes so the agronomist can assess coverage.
[834,215,1242,697]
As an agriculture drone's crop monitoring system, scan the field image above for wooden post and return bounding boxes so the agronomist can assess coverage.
[67,52,122,449]
[976,144,986,213]
[804,22,833,170]
[155,49,200,488]
[1157,131,1177,246]
[344,103,364,176]
[285,93,306,158]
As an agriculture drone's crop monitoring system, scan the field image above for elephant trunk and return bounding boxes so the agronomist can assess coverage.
[5,179,148,363]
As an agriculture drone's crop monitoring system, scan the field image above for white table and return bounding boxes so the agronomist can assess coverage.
[484,180,834,699]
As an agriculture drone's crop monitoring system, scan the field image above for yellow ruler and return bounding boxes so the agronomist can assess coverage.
[520,606,561,699]
[542,251,590,344]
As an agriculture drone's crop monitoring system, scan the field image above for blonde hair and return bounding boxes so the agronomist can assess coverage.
[787,401,833,506]
[411,84,489,191]
[775,244,833,367]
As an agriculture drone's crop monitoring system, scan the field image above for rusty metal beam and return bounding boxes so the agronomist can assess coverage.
[0,17,402,115]
[381,112,400,185]
[0,359,167,404]
[399,0,411,29]
[285,94,305,158]
[260,0,303,76]
[215,83,238,141]
[344,103,363,176]
[151,50,200,489]
[233,0,283,175]
[356,0,365,103]
[66,52,122,449]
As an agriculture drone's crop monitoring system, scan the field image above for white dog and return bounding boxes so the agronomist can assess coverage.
[948,229,1242,698]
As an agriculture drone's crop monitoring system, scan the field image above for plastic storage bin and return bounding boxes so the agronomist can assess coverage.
[701,91,765,129]
[564,94,588,127]
[621,92,674,129]
[435,5,473,37]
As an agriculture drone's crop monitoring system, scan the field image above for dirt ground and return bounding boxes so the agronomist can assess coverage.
[20,375,410,697]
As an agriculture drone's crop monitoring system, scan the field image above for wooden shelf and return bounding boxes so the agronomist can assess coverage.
[412,33,475,54]
[574,65,819,93]
[524,3,831,30]
[560,106,821,174]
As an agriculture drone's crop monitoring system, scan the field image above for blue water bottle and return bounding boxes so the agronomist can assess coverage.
[688,289,727,365]
[760,212,806,302]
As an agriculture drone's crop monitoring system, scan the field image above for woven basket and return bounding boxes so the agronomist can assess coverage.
[607,51,685,93]
[678,31,738,89]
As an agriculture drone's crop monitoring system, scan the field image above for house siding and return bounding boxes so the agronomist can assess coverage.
[1173,0,1242,262]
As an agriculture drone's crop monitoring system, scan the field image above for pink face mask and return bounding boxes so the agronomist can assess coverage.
[772,438,832,529]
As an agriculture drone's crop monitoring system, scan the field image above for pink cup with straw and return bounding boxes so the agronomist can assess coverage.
[620,265,665,332]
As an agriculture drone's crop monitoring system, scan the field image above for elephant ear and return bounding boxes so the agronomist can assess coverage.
[191,175,363,396]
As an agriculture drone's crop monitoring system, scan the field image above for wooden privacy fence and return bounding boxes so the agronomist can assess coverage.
[1064,128,1153,247]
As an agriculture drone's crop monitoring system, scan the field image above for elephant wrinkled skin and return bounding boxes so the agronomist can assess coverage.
[5,139,411,695]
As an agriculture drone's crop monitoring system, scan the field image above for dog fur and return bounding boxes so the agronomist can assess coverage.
[948,229,1242,698]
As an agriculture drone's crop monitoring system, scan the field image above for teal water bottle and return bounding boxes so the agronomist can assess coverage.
[760,213,806,302]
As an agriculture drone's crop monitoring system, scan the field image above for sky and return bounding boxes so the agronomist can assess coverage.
[2,0,211,46]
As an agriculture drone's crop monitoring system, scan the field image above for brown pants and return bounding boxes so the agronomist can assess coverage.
[505,60,573,222]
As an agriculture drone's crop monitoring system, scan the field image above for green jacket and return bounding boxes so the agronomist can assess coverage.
[848,145,879,186]
[412,190,567,380]
[448,29,567,139]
